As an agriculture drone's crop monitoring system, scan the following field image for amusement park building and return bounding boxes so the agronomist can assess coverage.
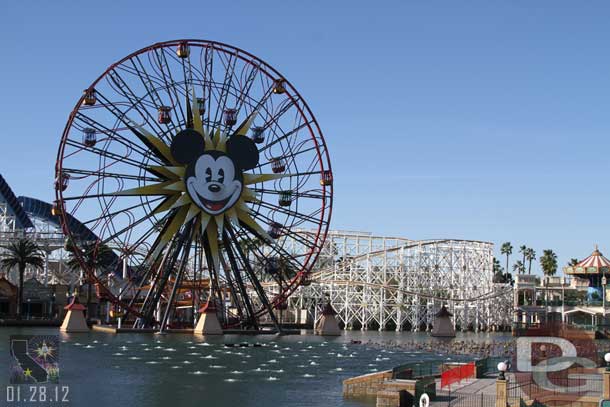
[0,174,95,319]
[513,246,610,333]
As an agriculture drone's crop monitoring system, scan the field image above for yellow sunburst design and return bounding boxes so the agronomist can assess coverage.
[113,92,287,262]
[34,341,55,361]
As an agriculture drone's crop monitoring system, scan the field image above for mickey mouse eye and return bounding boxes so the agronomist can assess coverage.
[218,169,224,183]
[205,168,212,182]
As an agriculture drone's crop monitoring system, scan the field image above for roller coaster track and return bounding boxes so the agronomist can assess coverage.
[312,279,512,303]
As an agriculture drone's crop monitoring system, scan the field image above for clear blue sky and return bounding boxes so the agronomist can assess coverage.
[2,1,610,274]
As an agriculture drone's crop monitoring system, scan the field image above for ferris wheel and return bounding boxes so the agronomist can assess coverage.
[54,39,333,331]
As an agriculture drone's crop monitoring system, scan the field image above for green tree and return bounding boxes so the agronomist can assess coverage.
[525,248,537,274]
[568,258,579,267]
[493,257,504,283]
[513,260,525,274]
[492,257,504,282]
[66,242,116,316]
[0,238,44,319]
[492,257,514,284]
[519,245,528,267]
[540,249,558,277]
[493,257,503,273]
[501,242,513,281]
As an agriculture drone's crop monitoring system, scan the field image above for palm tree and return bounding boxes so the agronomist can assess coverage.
[500,242,513,279]
[66,242,116,316]
[525,248,537,274]
[519,245,528,267]
[513,260,525,274]
[492,257,504,282]
[0,238,44,319]
[540,249,558,277]
[568,258,579,267]
[493,257,503,273]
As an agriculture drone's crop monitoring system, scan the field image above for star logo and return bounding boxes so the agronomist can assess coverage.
[34,341,55,361]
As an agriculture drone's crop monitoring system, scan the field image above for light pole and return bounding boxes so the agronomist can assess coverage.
[561,277,565,324]
[543,277,548,324]
[117,254,128,330]
[43,249,49,287]
[105,273,111,325]
[603,276,607,327]
[497,361,508,380]
[50,292,55,320]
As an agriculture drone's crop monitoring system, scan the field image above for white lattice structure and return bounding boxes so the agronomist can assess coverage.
[0,202,17,233]
[282,230,513,332]
[0,194,75,285]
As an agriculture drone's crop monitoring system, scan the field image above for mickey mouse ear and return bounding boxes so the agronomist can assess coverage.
[226,136,259,170]
[170,129,206,164]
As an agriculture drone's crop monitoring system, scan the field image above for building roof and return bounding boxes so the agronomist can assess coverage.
[577,246,610,269]
[64,297,86,311]
[565,245,610,275]
[435,305,453,318]
[0,274,17,297]
[199,299,217,313]
[321,302,337,316]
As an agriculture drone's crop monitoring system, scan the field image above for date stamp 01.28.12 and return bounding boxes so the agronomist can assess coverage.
[6,335,70,404]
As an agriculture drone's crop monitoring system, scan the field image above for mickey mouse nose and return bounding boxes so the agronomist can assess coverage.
[208,184,221,193]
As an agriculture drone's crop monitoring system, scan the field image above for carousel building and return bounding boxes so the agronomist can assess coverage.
[562,246,610,327]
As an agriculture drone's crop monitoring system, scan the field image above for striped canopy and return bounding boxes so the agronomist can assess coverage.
[564,245,610,275]
[576,246,610,269]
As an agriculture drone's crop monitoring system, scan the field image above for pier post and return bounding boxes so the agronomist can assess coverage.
[194,299,223,335]
[495,378,507,407]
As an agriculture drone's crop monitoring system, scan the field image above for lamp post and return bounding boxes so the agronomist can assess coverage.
[117,248,130,330]
[117,256,127,330]
[497,361,508,380]
[43,249,49,287]
[543,277,548,324]
[561,277,565,324]
[50,292,55,320]
[604,353,610,371]
[603,276,607,327]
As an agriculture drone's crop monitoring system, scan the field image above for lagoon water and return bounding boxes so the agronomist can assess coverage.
[0,328,510,407]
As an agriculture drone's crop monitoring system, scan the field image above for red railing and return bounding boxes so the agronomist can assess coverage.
[441,362,476,389]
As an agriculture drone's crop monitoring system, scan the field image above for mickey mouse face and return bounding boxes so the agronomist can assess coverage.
[170,129,259,215]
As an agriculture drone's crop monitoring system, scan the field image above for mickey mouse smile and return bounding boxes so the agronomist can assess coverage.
[197,191,232,212]
[170,129,260,216]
